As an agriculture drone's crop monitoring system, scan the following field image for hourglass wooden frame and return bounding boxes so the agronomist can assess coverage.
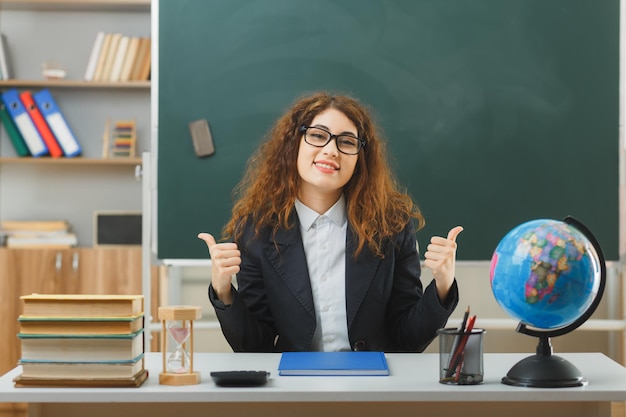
[158,305,202,385]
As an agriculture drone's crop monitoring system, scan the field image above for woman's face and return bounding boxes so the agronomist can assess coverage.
[296,108,359,206]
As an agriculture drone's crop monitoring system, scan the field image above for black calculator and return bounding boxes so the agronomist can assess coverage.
[210,370,270,387]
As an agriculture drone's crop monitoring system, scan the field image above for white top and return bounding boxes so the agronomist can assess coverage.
[1,352,626,403]
[295,196,350,351]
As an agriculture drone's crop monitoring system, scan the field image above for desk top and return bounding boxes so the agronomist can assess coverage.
[1,352,626,403]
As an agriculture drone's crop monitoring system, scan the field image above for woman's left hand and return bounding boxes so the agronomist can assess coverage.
[423,226,464,301]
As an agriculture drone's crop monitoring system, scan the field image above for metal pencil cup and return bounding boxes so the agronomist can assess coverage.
[437,327,485,385]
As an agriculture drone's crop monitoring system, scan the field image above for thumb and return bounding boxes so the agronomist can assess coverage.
[197,232,217,248]
[446,226,464,242]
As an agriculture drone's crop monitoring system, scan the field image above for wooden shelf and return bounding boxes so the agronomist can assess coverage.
[0,157,142,166]
[0,80,150,89]
[0,0,150,12]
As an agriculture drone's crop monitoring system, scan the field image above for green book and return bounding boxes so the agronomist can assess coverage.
[0,101,30,156]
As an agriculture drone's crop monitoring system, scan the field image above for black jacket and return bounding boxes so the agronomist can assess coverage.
[209,214,458,352]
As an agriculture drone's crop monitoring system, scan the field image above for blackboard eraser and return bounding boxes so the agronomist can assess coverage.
[189,119,215,157]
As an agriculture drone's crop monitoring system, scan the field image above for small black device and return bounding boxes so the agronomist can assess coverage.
[210,371,270,387]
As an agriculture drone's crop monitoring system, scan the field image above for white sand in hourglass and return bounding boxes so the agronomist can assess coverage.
[167,323,190,374]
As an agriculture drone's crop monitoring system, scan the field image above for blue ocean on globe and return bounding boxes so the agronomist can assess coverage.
[490,219,602,330]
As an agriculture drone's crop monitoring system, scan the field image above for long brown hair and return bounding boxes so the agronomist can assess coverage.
[223,91,424,257]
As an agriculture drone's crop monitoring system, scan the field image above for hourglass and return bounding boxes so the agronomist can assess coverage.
[158,305,202,385]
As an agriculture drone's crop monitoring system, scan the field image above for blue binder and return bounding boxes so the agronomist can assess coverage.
[33,89,82,157]
[1,89,48,157]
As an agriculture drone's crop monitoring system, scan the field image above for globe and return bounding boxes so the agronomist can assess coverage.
[488,217,606,388]
[490,218,602,330]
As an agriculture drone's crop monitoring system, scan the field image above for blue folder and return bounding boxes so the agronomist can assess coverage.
[1,89,48,157]
[33,89,82,157]
[278,351,389,376]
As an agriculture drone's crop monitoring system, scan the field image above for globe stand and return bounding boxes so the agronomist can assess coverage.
[495,216,607,389]
[502,333,586,387]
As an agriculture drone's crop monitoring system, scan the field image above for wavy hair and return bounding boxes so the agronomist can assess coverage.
[223,91,424,257]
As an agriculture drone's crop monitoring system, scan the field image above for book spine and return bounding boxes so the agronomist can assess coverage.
[0,33,10,80]
[100,33,122,82]
[137,37,151,81]
[119,37,140,82]
[93,32,112,82]
[109,35,129,82]
[84,31,105,81]
[0,100,30,156]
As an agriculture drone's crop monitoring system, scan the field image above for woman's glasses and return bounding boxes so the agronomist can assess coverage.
[299,126,366,155]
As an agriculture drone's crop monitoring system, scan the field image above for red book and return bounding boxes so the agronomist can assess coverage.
[20,90,63,158]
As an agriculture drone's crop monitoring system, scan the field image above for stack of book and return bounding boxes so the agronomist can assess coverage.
[84,32,151,82]
[0,220,77,248]
[13,294,148,388]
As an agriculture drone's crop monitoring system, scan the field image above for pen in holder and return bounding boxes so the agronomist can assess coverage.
[437,327,485,385]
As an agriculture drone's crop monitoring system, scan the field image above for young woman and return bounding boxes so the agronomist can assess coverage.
[199,91,462,352]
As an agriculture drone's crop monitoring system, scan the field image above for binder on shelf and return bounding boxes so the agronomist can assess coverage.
[0,89,48,157]
[19,91,63,158]
[84,31,105,81]
[32,89,82,157]
[0,32,10,80]
[0,101,30,156]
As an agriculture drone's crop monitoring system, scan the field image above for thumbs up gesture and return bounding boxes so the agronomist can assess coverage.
[198,233,241,305]
[423,226,463,301]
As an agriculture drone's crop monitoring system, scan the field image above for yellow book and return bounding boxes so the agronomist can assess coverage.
[137,37,151,81]
[92,32,113,82]
[18,330,144,362]
[108,35,129,82]
[18,314,144,335]
[18,357,144,379]
[1,220,68,231]
[99,33,122,82]
[130,37,150,81]
[13,369,148,388]
[119,36,140,82]
[20,294,144,318]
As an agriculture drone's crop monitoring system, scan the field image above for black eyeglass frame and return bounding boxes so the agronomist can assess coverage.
[299,125,366,155]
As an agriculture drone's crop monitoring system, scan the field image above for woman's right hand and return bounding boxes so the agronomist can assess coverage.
[198,233,241,305]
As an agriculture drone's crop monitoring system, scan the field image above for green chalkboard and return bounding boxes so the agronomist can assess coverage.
[158,0,619,260]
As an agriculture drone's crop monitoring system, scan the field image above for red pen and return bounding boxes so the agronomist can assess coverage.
[450,315,477,381]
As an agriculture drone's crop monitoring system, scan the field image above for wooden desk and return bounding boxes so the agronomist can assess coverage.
[0,352,625,417]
